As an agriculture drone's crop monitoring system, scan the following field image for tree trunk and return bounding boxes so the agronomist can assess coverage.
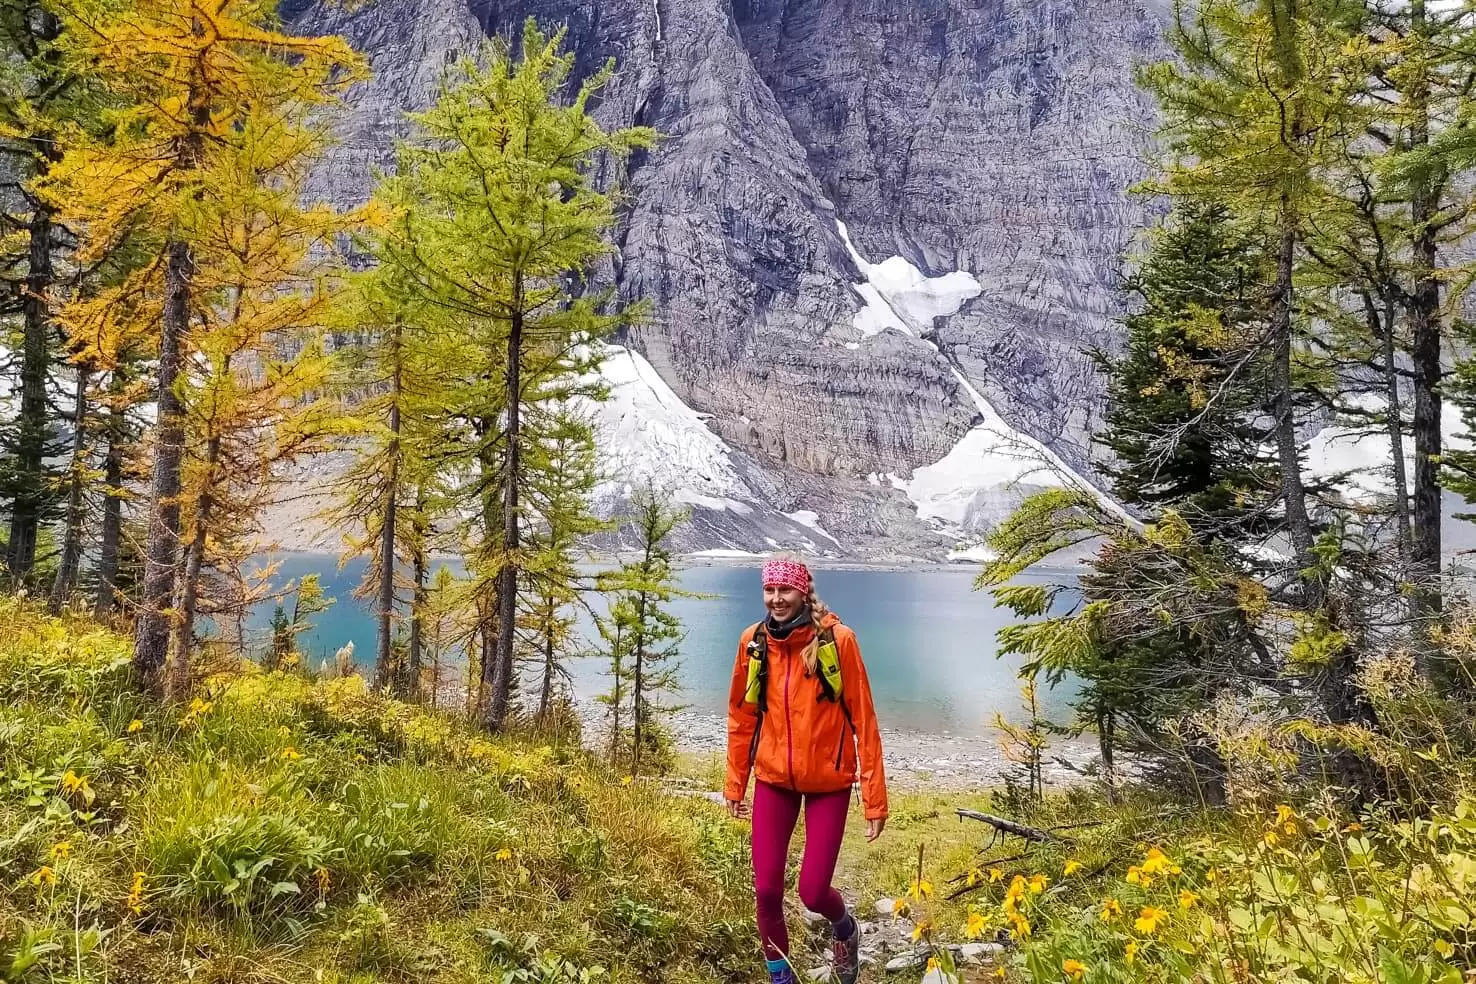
[538,596,554,720]
[1271,211,1320,608]
[48,361,92,614]
[1373,292,1414,566]
[374,352,401,692]
[165,433,220,700]
[133,237,193,692]
[7,207,54,583]
[488,305,523,731]
[1097,704,1116,805]
[92,402,124,622]
[135,87,205,692]
[406,534,426,702]
[1408,0,1444,626]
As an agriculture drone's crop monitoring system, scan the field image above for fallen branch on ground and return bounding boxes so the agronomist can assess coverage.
[956,809,1061,843]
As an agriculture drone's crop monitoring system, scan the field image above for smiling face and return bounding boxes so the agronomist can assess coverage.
[764,583,806,623]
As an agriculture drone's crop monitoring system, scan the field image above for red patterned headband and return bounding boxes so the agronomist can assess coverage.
[762,559,811,593]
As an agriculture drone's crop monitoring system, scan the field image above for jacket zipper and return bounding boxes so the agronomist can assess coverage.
[785,638,795,787]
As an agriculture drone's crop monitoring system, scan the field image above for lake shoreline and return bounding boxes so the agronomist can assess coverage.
[573,702,1105,793]
[263,543,1087,579]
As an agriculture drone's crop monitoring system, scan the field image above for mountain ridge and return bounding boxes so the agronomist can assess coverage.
[284,0,1170,559]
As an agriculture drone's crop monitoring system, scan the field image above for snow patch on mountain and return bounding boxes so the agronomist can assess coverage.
[590,346,755,514]
[836,221,982,336]
[836,220,1127,532]
[1304,399,1473,504]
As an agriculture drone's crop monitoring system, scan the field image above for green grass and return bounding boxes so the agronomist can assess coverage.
[0,599,755,984]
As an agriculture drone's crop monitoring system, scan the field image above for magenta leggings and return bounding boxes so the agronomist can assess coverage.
[752,781,851,959]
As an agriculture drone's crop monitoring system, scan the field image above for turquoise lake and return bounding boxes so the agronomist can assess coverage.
[242,555,1079,738]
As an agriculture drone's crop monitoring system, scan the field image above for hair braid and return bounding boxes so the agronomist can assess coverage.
[803,581,829,676]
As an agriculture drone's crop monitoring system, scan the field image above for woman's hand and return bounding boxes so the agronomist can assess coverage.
[866,818,886,842]
[726,798,750,820]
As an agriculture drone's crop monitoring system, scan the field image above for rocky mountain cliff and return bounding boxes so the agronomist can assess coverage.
[281,0,1169,560]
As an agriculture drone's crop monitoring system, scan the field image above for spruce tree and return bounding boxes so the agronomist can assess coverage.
[1095,199,1278,542]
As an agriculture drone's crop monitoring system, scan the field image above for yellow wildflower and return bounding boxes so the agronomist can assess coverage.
[1063,859,1083,877]
[1140,847,1179,877]
[29,866,55,887]
[1179,889,1199,909]
[1275,804,1296,827]
[966,867,983,888]
[495,848,513,862]
[127,871,145,915]
[1134,906,1168,935]
[911,918,934,943]
[1343,822,1364,833]
[1263,830,1279,848]
[925,957,939,975]
[1125,865,1150,887]
[126,719,143,734]
[1434,939,1454,959]
[992,970,1006,981]
[1006,911,1031,939]
[964,910,990,940]
[894,899,912,919]
[1063,959,1086,981]
[60,770,88,795]
[279,746,302,761]
[908,877,934,901]
[1124,941,1139,965]
[1099,898,1123,922]
[988,867,1003,883]
[1028,873,1049,894]
[314,867,331,893]
[49,841,71,860]
[1204,867,1218,883]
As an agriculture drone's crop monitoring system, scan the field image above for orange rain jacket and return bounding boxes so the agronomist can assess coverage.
[725,611,889,821]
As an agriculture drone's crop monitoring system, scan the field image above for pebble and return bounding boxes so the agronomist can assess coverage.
[958,943,1005,964]
[802,909,828,926]
[806,969,832,982]
[874,899,896,916]
[920,969,958,984]
[884,952,927,973]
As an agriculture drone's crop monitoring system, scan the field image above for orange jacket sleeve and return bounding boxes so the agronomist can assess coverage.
[840,627,889,821]
[725,625,759,804]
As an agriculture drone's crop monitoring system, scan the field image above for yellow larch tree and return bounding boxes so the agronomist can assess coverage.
[38,0,365,695]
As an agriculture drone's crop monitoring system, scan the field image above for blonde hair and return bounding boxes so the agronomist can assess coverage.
[768,552,830,676]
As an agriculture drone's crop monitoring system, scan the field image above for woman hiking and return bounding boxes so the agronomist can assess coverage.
[726,555,888,984]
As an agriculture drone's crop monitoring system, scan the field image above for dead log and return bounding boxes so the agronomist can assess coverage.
[956,809,1060,843]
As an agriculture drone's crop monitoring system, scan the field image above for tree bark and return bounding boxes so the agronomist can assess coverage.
[1372,292,1414,566]
[134,76,205,693]
[406,531,426,702]
[165,433,220,701]
[538,593,556,721]
[488,304,523,732]
[374,324,402,692]
[92,401,125,622]
[48,361,92,614]
[1408,0,1444,625]
[1271,211,1320,609]
[134,235,193,693]
[7,207,54,583]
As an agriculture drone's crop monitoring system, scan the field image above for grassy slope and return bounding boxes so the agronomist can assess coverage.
[0,600,755,984]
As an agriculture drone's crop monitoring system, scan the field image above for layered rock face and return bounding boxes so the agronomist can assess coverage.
[284,0,1167,557]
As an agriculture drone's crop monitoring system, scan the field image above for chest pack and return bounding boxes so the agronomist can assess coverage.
[743,622,854,767]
